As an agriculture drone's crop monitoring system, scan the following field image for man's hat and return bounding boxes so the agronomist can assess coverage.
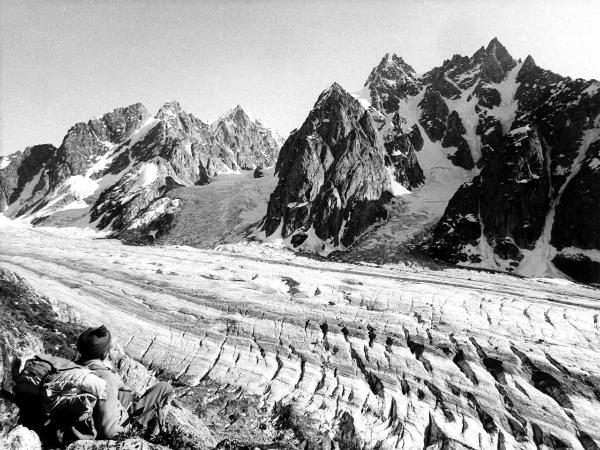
[77,325,112,360]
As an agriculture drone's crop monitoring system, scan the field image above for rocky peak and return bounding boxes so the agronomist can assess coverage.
[472,45,487,62]
[365,53,417,85]
[480,37,517,83]
[87,103,150,144]
[155,100,185,126]
[364,54,420,113]
[520,54,537,73]
[228,104,250,122]
[315,82,353,109]
[47,103,151,189]
[212,104,253,130]
[263,81,423,253]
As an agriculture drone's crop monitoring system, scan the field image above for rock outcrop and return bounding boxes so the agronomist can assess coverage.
[0,266,217,450]
[261,83,423,253]
[0,144,56,213]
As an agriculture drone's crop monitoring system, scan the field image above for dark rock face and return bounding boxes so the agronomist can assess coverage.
[253,166,264,178]
[262,83,421,251]
[476,115,504,165]
[364,53,420,113]
[442,111,474,170]
[514,55,563,112]
[429,177,482,264]
[382,113,425,187]
[549,137,600,282]
[478,126,550,251]
[474,86,501,109]
[430,49,600,276]
[552,253,600,284]
[421,67,461,99]
[552,140,600,251]
[418,89,449,142]
[479,37,517,84]
[432,125,552,269]
[0,145,56,211]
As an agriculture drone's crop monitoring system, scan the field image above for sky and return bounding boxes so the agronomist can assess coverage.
[1,0,599,155]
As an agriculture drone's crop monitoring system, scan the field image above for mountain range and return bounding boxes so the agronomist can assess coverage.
[261,38,600,283]
[2,38,599,283]
[0,102,280,241]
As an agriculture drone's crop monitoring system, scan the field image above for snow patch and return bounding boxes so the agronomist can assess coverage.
[0,155,15,170]
[582,82,600,97]
[386,167,411,197]
[589,158,600,170]
[127,197,181,230]
[131,163,159,190]
[65,175,100,199]
[486,61,524,133]
[351,86,374,110]
[508,125,531,136]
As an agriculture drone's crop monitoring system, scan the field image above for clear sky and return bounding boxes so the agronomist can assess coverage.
[1,0,599,155]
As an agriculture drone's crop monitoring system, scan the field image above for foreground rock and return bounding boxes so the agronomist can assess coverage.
[0,267,218,449]
[2,225,599,449]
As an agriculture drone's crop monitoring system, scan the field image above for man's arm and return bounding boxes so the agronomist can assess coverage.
[91,371,129,439]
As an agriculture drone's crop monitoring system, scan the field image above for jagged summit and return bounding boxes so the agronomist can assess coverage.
[315,82,350,105]
[158,100,183,112]
[155,100,187,124]
[472,45,487,61]
[481,37,517,83]
[212,104,262,129]
[363,54,420,113]
[522,54,536,67]
[365,53,417,87]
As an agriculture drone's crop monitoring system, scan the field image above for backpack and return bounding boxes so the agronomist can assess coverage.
[14,354,107,442]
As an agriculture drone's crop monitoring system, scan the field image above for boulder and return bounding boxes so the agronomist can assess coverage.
[0,425,43,450]
[253,166,264,178]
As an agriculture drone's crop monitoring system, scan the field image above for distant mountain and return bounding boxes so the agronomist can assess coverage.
[263,38,600,282]
[0,102,280,239]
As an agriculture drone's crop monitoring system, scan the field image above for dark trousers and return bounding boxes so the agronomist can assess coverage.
[129,381,173,429]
